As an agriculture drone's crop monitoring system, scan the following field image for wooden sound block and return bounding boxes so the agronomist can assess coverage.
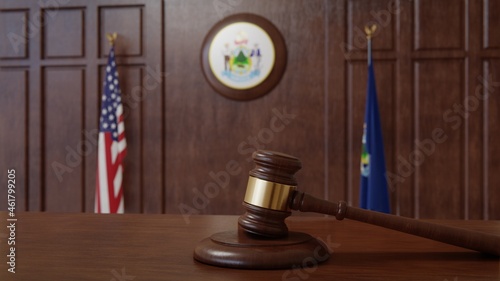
[193,229,330,269]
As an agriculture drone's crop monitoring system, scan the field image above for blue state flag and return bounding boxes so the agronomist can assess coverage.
[359,55,391,213]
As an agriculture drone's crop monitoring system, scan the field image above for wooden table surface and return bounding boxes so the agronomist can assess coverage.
[0,212,499,281]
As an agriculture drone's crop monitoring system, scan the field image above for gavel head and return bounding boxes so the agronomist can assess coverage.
[238,150,302,238]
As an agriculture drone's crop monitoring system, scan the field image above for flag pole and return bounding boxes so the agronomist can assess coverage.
[364,25,377,64]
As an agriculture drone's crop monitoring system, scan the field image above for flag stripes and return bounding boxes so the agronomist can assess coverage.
[95,47,127,214]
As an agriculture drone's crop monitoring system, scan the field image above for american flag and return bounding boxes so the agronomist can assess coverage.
[95,46,127,213]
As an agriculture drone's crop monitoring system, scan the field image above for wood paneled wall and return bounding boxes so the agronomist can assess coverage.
[331,0,500,219]
[0,0,498,219]
[0,0,163,213]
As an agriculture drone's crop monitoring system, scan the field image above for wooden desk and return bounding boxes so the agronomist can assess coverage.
[0,212,498,280]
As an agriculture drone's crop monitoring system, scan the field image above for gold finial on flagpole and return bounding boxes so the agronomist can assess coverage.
[364,25,377,64]
[364,24,377,40]
[106,32,118,46]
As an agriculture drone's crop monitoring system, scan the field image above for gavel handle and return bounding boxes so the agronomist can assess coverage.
[290,191,500,256]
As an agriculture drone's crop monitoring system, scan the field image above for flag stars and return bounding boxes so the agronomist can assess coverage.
[99,47,123,142]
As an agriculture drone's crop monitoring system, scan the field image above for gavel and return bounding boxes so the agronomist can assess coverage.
[238,150,500,256]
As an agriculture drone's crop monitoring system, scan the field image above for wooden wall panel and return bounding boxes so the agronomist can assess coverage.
[466,0,484,220]
[165,0,327,215]
[485,59,500,219]
[0,69,28,210]
[1,0,499,219]
[413,0,464,51]
[393,0,414,218]
[414,60,465,219]
[43,67,85,212]
[99,6,143,57]
[328,0,348,205]
[0,0,162,213]
[483,0,500,49]
[0,9,28,59]
[43,8,85,58]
